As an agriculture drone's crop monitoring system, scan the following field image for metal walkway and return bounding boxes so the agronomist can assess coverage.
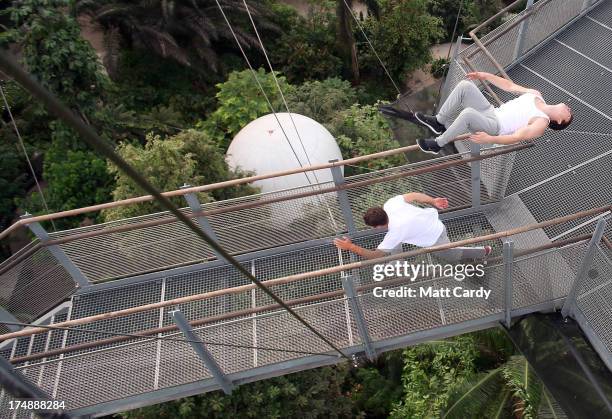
[0,0,611,416]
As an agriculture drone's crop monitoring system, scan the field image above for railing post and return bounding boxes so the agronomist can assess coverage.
[329,160,357,234]
[561,218,608,318]
[170,309,235,395]
[22,215,90,289]
[181,184,223,260]
[438,35,464,109]
[513,0,534,60]
[342,276,375,361]
[470,144,481,208]
[503,240,514,328]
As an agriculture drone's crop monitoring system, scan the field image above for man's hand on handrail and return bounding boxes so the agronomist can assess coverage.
[466,72,539,96]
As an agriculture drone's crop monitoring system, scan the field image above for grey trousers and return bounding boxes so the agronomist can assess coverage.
[435,80,500,147]
[432,227,487,262]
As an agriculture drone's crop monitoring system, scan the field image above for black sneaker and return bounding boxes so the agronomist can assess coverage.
[414,112,446,135]
[417,138,441,155]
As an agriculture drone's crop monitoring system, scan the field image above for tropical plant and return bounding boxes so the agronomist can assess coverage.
[285,77,357,124]
[198,68,292,150]
[359,0,443,85]
[103,129,256,221]
[326,103,405,175]
[268,1,344,84]
[78,0,277,73]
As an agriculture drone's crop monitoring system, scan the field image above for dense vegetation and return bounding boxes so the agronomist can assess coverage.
[0,1,555,417]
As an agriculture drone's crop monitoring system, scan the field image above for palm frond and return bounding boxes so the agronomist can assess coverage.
[441,368,505,419]
[501,355,543,417]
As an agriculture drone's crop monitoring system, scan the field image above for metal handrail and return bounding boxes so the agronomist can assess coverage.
[5,231,603,365]
[38,143,529,248]
[1,204,609,344]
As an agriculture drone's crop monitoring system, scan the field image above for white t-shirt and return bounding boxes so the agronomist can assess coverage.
[377,195,445,251]
[494,92,549,135]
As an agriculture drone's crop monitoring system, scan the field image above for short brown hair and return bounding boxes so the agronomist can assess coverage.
[363,207,388,227]
[549,112,573,130]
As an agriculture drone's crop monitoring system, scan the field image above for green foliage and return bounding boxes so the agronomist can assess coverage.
[111,49,217,124]
[121,364,355,419]
[285,78,357,124]
[10,0,109,112]
[199,68,292,150]
[428,0,504,40]
[79,0,276,72]
[269,2,344,84]
[390,336,478,418]
[326,103,404,175]
[104,130,256,221]
[430,57,450,79]
[0,141,27,231]
[359,0,443,84]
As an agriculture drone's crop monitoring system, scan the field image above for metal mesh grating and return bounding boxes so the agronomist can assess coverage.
[0,244,75,324]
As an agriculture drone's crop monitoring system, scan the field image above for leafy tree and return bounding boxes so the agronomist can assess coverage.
[268,2,344,84]
[359,0,443,86]
[285,78,357,124]
[9,0,109,113]
[103,130,256,221]
[326,103,405,175]
[428,0,504,40]
[78,0,276,72]
[121,364,355,418]
[199,68,292,150]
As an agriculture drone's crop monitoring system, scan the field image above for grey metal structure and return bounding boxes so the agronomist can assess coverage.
[0,0,611,416]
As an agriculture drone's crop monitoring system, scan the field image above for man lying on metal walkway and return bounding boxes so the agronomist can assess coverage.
[380,71,574,154]
[333,192,491,261]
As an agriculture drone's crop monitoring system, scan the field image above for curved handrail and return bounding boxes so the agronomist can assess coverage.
[0,144,421,241]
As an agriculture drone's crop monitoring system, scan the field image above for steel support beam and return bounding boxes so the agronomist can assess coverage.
[181,184,223,259]
[0,307,22,332]
[22,216,90,289]
[513,0,534,60]
[503,240,514,328]
[470,144,481,208]
[0,356,69,418]
[170,309,234,395]
[341,276,375,361]
[561,218,607,318]
[329,160,357,234]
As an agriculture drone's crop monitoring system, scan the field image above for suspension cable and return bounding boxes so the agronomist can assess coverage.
[340,0,401,95]
[212,0,316,185]
[0,321,338,362]
[434,0,465,109]
[0,51,349,361]
[0,83,56,232]
[241,0,342,234]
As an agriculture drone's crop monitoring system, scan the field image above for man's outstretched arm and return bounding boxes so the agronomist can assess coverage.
[403,192,449,209]
[469,118,549,145]
[334,237,386,260]
[466,72,540,96]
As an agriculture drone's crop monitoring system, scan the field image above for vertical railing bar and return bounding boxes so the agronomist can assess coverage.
[153,277,166,390]
[513,0,535,60]
[329,160,357,234]
[561,218,608,318]
[471,143,482,208]
[341,276,375,361]
[251,260,258,368]
[503,240,514,327]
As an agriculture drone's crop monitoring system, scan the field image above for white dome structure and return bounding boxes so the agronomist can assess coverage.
[226,113,343,194]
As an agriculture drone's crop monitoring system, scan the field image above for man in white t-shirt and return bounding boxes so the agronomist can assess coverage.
[333,192,491,261]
